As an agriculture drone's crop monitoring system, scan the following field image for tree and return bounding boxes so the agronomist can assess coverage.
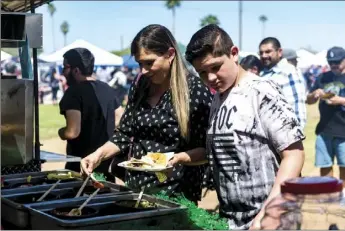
[200,14,220,27]
[259,15,268,39]
[111,47,131,56]
[60,21,69,46]
[165,0,181,36]
[47,2,57,51]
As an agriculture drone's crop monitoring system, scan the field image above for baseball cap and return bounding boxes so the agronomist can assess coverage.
[327,46,345,62]
[283,49,298,60]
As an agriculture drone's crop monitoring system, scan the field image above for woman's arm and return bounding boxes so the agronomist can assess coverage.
[169,147,207,166]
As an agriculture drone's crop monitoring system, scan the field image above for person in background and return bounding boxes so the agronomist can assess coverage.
[259,37,307,130]
[80,24,213,203]
[96,66,111,83]
[306,46,345,187]
[239,55,263,75]
[185,24,305,230]
[109,66,128,88]
[50,67,60,105]
[58,48,123,181]
[282,48,307,92]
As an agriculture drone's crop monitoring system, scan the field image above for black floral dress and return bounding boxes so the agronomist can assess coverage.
[110,74,213,201]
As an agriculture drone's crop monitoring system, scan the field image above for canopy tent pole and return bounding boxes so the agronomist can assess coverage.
[30,0,41,160]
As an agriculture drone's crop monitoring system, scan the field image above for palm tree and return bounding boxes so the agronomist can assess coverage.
[200,15,220,27]
[165,0,181,36]
[259,15,268,39]
[47,3,56,51]
[60,21,69,46]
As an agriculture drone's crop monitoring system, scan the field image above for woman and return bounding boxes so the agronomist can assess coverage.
[80,24,213,202]
[239,55,263,75]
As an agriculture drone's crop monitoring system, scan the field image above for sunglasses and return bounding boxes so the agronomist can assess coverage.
[328,60,341,65]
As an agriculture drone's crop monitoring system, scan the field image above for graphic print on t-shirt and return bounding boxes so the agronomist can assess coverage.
[209,104,241,181]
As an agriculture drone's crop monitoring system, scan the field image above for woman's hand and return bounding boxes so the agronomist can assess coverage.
[168,153,185,167]
[80,141,121,176]
[80,150,103,176]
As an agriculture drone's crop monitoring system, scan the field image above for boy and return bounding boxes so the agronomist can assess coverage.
[185,25,305,230]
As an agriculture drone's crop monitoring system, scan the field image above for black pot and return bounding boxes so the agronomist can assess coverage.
[49,206,99,220]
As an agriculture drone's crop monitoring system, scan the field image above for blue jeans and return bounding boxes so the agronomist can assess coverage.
[315,133,345,168]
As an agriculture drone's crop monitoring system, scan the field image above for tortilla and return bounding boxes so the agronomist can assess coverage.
[146,153,167,166]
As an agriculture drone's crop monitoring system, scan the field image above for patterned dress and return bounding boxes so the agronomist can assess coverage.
[111,74,213,201]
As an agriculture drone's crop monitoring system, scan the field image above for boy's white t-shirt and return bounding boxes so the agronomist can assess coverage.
[206,72,305,230]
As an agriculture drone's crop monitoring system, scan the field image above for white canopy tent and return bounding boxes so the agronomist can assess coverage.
[39,39,123,66]
[296,49,317,69]
[1,50,12,61]
[313,50,328,66]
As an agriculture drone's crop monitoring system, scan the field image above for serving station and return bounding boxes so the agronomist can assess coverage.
[1,2,192,230]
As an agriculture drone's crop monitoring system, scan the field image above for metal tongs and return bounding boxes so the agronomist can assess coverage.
[37,180,61,202]
[68,188,100,216]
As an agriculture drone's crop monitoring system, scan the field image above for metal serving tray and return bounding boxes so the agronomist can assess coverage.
[1,169,77,180]
[1,171,83,190]
[1,181,132,228]
[26,193,189,230]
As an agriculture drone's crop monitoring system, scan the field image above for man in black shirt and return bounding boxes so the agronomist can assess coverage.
[307,46,345,186]
[58,48,123,180]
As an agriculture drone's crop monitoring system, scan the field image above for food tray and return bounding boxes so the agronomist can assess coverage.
[1,181,132,228]
[1,169,73,180]
[26,193,188,230]
[1,172,82,190]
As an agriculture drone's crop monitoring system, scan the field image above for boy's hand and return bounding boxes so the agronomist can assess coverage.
[249,209,265,230]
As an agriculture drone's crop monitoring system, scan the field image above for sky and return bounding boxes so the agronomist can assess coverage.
[35,1,345,55]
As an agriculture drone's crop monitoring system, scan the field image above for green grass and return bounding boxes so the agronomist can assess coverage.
[39,105,65,140]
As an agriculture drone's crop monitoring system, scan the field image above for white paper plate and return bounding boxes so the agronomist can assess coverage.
[118,152,174,172]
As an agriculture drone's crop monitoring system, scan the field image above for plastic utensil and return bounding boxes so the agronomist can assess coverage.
[68,188,100,216]
[134,186,146,208]
[75,175,91,198]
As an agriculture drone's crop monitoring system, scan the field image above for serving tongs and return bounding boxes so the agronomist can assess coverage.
[36,180,61,202]
[68,188,100,216]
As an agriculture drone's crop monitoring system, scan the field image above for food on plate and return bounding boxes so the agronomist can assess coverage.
[146,153,167,166]
[126,152,169,169]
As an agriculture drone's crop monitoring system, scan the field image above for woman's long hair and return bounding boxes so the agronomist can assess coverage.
[131,24,190,140]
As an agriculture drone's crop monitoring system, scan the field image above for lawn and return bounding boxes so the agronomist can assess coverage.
[39,105,65,140]
[38,104,320,175]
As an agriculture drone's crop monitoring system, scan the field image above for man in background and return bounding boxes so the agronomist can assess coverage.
[306,46,345,187]
[282,48,308,92]
[259,37,307,129]
[58,48,123,180]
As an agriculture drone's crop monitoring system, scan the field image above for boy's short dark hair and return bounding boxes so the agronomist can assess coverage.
[63,48,95,76]
[259,37,281,50]
[185,24,234,64]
